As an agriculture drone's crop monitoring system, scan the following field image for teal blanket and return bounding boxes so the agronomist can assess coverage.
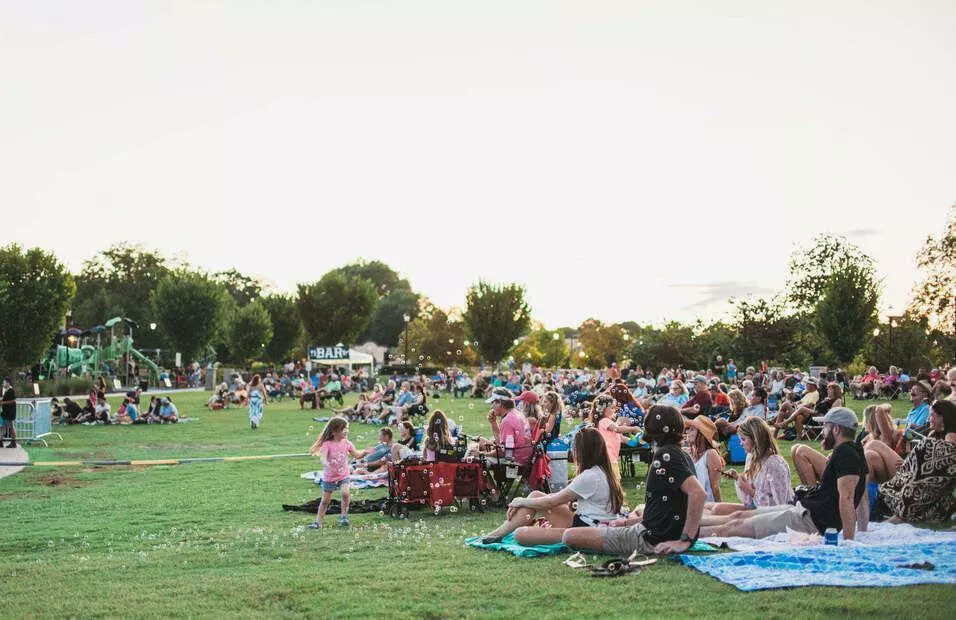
[465,532,568,558]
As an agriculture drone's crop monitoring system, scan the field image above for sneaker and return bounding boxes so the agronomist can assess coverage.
[339,516,350,527]
[307,521,321,529]
[7,442,16,449]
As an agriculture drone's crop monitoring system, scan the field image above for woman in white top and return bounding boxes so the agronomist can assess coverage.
[686,416,724,502]
[705,417,793,516]
[479,427,625,546]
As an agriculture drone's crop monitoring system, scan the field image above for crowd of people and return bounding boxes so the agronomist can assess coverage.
[306,358,955,558]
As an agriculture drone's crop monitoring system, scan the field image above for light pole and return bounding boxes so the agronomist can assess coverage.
[402,313,410,370]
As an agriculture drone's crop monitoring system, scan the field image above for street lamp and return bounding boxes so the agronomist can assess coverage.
[402,313,411,369]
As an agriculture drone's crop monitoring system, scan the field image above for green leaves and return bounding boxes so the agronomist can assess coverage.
[226,300,273,363]
[0,244,75,376]
[151,271,229,361]
[261,295,303,362]
[463,281,531,364]
[296,272,378,346]
[815,258,880,364]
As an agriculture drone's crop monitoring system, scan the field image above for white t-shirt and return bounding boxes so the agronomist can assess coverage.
[737,404,768,422]
[567,466,617,521]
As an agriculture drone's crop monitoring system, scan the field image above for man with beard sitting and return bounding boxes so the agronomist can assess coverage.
[700,408,867,541]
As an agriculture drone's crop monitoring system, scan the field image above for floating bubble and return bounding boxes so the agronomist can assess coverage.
[379,511,385,517]
[655,414,661,420]
[668,477,674,484]
[456,350,462,356]
[458,416,464,422]
[662,495,668,502]
[450,506,458,513]
[662,453,671,462]
[308,426,314,431]
[419,356,425,361]
[673,515,681,521]
[468,404,475,410]
[663,426,670,432]
[480,499,487,506]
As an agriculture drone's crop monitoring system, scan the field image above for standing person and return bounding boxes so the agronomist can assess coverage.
[1,377,16,448]
[248,374,266,430]
[308,418,361,528]
[563,405,707,555]
[726,359,737,384]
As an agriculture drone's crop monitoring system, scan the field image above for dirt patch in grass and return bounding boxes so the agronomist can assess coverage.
[34,473,90,488]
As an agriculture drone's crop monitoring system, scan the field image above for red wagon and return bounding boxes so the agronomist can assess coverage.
[385,459,496,518]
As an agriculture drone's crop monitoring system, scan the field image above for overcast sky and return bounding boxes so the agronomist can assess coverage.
[2,1,953,328]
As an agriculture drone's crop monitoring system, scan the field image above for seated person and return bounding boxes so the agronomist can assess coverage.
[479,427,626,545]
[476,388,532,465]
[421,410,455,462]
[590,394,641,481]
[317,376,344,409]
[771,379,821,437]
[391,421,421,462]
[705,418,793,515]
[703,408,867,540]
[352,427,396,473]
[380,382,413,423]
[715,387,768,438]
[897,380,933,436]
[609,382,644,428]
[94,399,112,424]
[125,398,142,424]
[50,397,64,421]
[685,416,725,503]
[871,400,956,523]
[680,376,713,418]
[561,405,707,556]
[299,375,318,410]
[708,383,731,417]
[59,397,83,424]
[157,397,179,423]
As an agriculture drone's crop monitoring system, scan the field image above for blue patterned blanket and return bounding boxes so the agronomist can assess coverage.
[681,541,956,591]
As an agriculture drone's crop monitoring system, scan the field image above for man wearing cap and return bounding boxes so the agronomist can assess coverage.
[485,388,533,465]
[703,408,867,541]
[680,376,712,419]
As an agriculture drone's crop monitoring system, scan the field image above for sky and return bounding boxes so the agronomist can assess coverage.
[2,1,954,328]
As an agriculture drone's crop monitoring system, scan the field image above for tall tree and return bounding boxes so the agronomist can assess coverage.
[72,243,171,349]
[296,272,378,346]
[512,328,570,367]
[365,289,420,346]
[578,319,627,367]
[225,300,273,363]
[462,281,532,364]
[151,271,229,361]
[731,296,802,366]
[907,204,956,335]
[261,295,303,362]
[0,245,75,376]
[327,260,411,298]
[815,258,880,364]
[214,268,265,307]
[402,302,477,367]
[786,234,876,313]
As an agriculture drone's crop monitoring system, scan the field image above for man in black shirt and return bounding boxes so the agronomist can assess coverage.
[1,377,17,448]
[701,407,867,540]
[563,404,707,555]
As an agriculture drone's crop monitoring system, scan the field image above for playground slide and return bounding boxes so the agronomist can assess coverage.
[128,347,160,380]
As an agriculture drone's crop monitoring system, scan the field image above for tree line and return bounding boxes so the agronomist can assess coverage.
[0,206,952,377]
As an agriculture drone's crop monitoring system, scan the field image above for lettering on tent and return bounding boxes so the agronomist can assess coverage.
[308,346,350,360]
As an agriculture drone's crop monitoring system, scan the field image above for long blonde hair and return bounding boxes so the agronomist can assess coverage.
[727,389,748,415]
[737,417,779,480]
[310,417,348,454]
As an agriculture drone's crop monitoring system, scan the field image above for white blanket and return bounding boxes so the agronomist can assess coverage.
[702,521,956,552]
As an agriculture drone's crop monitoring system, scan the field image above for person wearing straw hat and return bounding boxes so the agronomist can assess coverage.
[685,416,724,502]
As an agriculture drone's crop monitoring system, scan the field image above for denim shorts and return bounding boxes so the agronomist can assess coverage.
[321,479,349,492]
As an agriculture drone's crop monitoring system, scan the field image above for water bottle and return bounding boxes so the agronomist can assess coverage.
[504,435,514,461]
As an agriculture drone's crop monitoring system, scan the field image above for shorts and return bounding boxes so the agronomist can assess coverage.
[601,523,659,556]
[320,479,349,492]
[746,503,818,538]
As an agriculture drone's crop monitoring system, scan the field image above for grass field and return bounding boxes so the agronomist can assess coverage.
[1,390,953,618]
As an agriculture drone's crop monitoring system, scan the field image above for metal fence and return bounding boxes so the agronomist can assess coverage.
[14,399,62,447]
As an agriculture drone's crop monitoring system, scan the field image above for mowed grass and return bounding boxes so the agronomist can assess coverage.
[1,390,953,618]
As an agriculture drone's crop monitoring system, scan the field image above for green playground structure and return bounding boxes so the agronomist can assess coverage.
[42,316,160,384]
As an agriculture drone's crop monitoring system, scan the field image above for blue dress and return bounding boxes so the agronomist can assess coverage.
[248,388,264,425]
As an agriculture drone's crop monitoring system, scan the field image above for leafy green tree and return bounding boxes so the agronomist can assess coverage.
[327,260,411,298]
[512,328,570,367]
[151,271,229,361]
[906,204,955,335]
[636,322,699,369]
[225,301,273,363]
[214,268,265,307]
[403,302,476,367]
[731,296,802,367]
[815,258,880,364]
[578,319,627,367]
[462,281,532,364]
[786,234,875,312]
[0,244,75,376]
[72,243,171,349]
[296,272,378,346]
[261,295,303,362]
[365,289,420,346]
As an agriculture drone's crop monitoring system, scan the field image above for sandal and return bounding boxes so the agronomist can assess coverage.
[563,552,590,569]
[590,559,639,578]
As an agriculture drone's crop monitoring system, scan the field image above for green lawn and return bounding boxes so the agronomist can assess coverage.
[1,391,952,618]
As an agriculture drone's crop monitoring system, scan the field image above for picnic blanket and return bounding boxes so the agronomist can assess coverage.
[701,520,956,552]
[465,532,568,558]
[300,470,389,489]
[465,533,713,558]
[681,541,956,591]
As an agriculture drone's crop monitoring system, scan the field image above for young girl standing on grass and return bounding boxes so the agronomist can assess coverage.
[308,417,361,528]
[248,374,266,429]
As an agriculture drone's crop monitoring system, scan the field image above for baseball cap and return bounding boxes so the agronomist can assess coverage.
[694,375,708,384]
[515,390,539,404]
[484,387,514,403]
[812,407,858,429]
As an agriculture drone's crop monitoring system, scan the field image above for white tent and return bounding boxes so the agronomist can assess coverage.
[310,349,375,376]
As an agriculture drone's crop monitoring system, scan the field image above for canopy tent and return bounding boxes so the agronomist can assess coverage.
[310,349,375,376]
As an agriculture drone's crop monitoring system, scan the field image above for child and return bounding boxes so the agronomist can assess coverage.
[247,374,266,429]
[308,418,362,528]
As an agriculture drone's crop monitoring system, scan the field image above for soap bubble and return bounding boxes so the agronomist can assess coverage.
[456,350,462,356]
[458,416,464,422]
[662,453,671,462]
[468,404,475,410]
[450,506,458,513]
